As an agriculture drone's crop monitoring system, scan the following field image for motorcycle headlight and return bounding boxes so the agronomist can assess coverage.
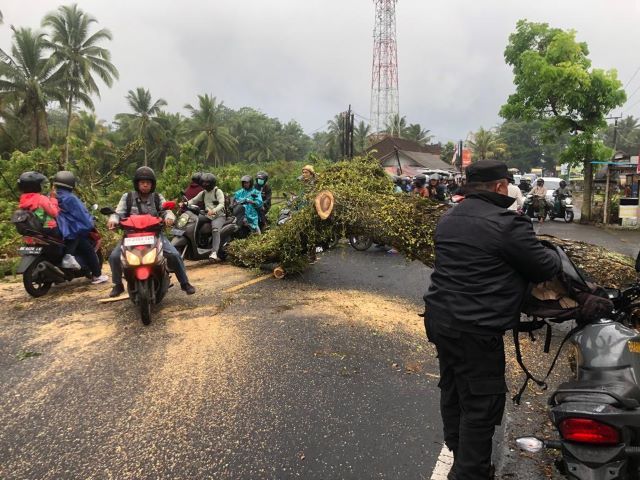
[125,250,141,266]
[141,248,157,265]
[565,198,572,205]
[177,214,189,229]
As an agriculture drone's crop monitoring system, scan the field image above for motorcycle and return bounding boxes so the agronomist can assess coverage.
[101,203,174,325]
[16,228,103,297]
[517,252,640,479]
[523,193,549,221]
[549,193,575,223]
[171,204,239,261]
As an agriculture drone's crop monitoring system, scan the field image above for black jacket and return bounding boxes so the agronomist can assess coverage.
[424,191,561,334]
[257,183,272,213]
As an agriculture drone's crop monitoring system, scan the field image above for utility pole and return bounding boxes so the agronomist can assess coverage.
[603,115,622,225]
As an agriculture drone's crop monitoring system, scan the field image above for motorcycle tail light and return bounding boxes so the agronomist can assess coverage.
[23,236,35,245]
[125,250,141,266]
[141,248,157,265]
[559,418,620,445]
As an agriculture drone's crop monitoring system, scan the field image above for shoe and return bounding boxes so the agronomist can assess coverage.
[181,283,196,295]
[91,274,108,285]
[109,283,125,298]
[387,248,398,254]
[61,254,81,270]
[209,251,219,261]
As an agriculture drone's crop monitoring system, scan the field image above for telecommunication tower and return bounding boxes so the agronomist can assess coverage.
[370,0,399,135]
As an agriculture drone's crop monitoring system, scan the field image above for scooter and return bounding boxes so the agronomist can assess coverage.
[523,194,549,221]
[16,228,103,297]
[517,253,640,479]
[101,203,174,325]
[171,204,239,261]
[549,193,575,223]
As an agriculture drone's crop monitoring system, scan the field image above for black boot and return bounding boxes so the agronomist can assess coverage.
[109,283,125,298]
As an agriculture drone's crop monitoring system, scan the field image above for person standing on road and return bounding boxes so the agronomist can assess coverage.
[424,160,560,480]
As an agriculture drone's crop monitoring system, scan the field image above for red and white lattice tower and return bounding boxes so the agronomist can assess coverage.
[370,0,399,135]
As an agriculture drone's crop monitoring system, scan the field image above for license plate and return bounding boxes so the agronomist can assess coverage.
[124,235,155,247]
[171,228,185,236]
[18,246,43,255]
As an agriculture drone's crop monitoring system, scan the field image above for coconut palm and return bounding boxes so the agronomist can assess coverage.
[0,27,64,148]
[384,114,409,138]
[468,127,504,161]
[184,94,237,167]
[115,87,167,166]
[153,111,185,168]
[354,121,371,153]
[42,3,119,165]
[405,123,433,146]
[246,126,281,163]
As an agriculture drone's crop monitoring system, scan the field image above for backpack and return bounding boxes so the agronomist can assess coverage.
[125,191,161,217]
[11,208,44,235]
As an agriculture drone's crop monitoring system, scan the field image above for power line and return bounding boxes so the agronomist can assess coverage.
[624,64,640,90]
[624,82,640,105]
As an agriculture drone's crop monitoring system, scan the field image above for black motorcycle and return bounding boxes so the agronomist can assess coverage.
[16,229,103,297]
[549,192,575,223]
[517,251,640,479]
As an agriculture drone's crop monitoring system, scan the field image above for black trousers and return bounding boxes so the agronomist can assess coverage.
[425,317,507,480]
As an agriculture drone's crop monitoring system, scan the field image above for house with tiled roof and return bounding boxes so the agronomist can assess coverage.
[364,136,452,176]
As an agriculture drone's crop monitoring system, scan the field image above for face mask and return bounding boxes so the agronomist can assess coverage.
[257,179,265,186]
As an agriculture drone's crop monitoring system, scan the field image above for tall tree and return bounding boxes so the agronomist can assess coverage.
[0,27,63,148]
[384,113,408,138]
[354,121,371,153]
[115,87,166,166]
[500,20,625,222]
[603,115,640,155]
[246,126,281,163]
[468,127,503,160]
[184,94,237,167]
[440,141,455,164]
[43,3,119,166]
[404,123,433,145]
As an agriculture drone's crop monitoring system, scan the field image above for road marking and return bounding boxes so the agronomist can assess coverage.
[430,444,453,480]
[223,273,274,294]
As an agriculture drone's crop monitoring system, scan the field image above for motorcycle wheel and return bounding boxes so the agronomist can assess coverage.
[23,259,52,297]
[137,280,152,326]
[565,211,574,223]
[349,235,373,251]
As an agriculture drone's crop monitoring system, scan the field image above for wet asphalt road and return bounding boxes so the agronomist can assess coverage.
[0,246,441,480]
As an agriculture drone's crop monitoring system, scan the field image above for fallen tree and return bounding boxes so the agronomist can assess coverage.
[227,157,637,288]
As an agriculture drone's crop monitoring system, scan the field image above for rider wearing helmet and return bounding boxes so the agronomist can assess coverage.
[51,171,107,282]
[184,172,204,201]
[531,178,548,222]
[107,166,195,296]
[412,174,429,198]
[17,171,59,231]
[188,173,226,261]
[255,171,272,230]
[233,175,264,232]
[556,180,571,197]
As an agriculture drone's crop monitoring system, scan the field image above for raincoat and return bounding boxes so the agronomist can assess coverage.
[55,188,95,240]
[234,187,263,231]
[19,193,59,228]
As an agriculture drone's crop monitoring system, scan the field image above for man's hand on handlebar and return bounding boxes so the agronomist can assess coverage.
[107,219,118,230]
[165,218,175,227]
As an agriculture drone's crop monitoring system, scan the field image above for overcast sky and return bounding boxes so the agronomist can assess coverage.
[3,0,640,143]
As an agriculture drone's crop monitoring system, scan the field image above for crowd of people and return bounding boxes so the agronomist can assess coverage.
[392,173,465,201]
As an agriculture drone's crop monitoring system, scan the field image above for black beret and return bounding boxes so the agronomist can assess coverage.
[466,160,513,183]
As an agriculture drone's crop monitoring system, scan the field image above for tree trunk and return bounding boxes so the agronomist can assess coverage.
[64,94,73,168]
[144,143,148,166]
[580,144,593,224]
[226,157,636,288]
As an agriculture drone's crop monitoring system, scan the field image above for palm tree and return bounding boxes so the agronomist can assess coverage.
[468,127,502,161]
[354,121,371,153]
[384,114,409,138]
[154,111,185,168]
[184,94,237,167]
[246,126,280,163]
[405,123,433,146]
[115,87,167,166]
[71,110,107,145]
[42,4,119,166]
[0,27,63,148]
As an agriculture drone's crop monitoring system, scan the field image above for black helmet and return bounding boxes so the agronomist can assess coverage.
[241,175,253,189]
[133,166,156,192]
[200,173,217,191]
[18,171,47,193]
[191,172,203,184]
[536,178,544,185]
[413,174,427,188]
[256,171,269,182]
[559,180,567,188]
[52,170,76,190]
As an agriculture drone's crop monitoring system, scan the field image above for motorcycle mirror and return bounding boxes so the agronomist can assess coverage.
[100,207,115,216]
[162,201,176,210]
[515,437,544,454]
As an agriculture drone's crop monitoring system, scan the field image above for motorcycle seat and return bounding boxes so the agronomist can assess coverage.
[552,379,640,410]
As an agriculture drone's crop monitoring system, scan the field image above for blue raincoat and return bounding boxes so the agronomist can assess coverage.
[55,188,94,240]
[234,187,263,231]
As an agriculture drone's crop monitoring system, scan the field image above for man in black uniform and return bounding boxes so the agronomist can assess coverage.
[424,160,561,480]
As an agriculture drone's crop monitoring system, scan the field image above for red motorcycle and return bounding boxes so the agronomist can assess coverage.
[102,203,174,325]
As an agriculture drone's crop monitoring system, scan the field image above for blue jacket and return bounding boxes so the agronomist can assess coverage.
[234,187,263,231]
[56,189,94,240]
